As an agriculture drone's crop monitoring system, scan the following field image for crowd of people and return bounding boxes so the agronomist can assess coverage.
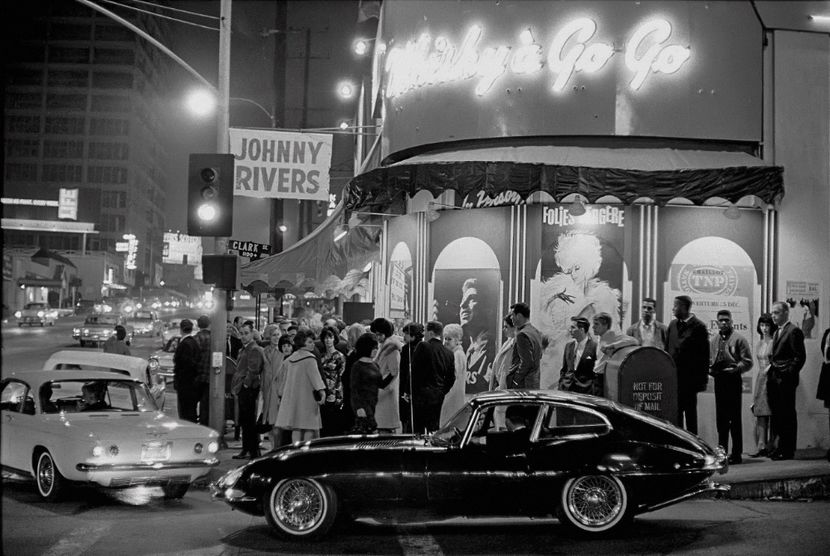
[164,295,827,464]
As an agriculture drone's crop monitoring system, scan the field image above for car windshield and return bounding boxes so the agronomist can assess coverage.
[85,315,118,325]
[430,404,473,446]
[24,303,47,310]
[133,312,153,321]
[40,379,157,414]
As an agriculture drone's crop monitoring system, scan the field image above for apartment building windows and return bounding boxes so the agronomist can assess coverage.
[91,94,130,113]
[43,140,84,158]
[8,93,43,109]
[102,190,126,209]
[5,164,38,182]
[89,118,129,136]
[6,140,40,158]
[101,214,125,233]
[43,164,83,182]
[46,93,87,110]
[88,165,127,184]
[45,117,85,134]
[92,71,133,89]
[93,48,135,65]
[48,70,89,87]
[7,116,41,133]
[48,46,90,64]
[89,142,128,160]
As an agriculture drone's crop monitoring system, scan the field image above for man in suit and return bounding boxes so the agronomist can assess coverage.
[767,301,807,460]
[626,297,668,350]
[666,295,710,434]
[558,317,597,394]
[709,309,753,464]
[412,321,456,434]
[591,312,638,397]
[507,302,544,389]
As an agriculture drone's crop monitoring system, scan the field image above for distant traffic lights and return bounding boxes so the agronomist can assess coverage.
[187,153,234,237]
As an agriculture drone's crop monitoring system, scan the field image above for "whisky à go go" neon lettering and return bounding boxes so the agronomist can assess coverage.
[383,18,691,97]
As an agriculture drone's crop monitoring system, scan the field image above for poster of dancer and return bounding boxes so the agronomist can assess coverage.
[532,204,631,389]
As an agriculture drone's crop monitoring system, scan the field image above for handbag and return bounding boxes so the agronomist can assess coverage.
[256,412,271,433]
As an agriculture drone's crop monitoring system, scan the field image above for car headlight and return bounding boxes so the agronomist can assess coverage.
[208,441,219,454]
[92,446,104,457]
[14,311,22,318]
[73,328,80,335]
[217,467,244,489]
[148,358,160,370]
[83,328,90,334]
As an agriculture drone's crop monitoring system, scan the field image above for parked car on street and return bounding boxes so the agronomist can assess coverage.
[212,390,728,540]
[131,310,162,337]
[73,313,134,347]
[147,336,180,384]
[162,319,183,345]
[1,369,219,501]
[15,302,58,327]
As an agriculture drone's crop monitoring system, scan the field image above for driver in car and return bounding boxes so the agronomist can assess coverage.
[79,383,108,412]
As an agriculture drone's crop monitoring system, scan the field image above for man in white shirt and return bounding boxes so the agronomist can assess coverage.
[626,297,668,350]
[558,317,597,394]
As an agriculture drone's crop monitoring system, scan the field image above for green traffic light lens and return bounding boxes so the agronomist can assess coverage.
[200,167,217,183]
[197,203,217,221]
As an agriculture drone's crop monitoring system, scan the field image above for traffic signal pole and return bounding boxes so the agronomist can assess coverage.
[208,0,233,441]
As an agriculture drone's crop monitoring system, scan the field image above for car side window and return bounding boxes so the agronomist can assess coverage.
[1,381,31,413]
[539,404,610,439]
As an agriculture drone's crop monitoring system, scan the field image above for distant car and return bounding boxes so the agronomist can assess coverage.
[0,369,219,501]
[162,319,183,345]
[73,313,134,347]
[147,336,180,384]
[212,390,729,540]
[15,302,57,327]
[131,310,162,337]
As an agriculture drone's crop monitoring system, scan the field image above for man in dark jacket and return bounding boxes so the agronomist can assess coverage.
[411,321,456,434]
[172,319,200,423]
[507,302,543,389]
[399,322,424,434]
[194,315,212,426]
[233,322,266,459]
[767,301,807,460]
[666,295,710,434]
[558,317,597,394]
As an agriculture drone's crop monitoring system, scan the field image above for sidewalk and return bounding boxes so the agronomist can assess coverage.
[193,433,830,500]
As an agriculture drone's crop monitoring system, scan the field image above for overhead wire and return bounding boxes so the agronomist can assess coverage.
[94,0,219,32]
[121,0,220,20]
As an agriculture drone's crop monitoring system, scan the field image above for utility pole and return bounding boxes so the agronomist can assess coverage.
[270,1,287,255]
[208,0,232,440]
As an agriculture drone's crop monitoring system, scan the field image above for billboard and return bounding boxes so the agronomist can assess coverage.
[162,232,202,266]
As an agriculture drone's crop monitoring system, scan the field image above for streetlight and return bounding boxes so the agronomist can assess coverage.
[337,80,356,100]
[186,90,276,127]
[352,37,374,56]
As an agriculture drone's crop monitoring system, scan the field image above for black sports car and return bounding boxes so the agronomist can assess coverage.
[211,390,728,539]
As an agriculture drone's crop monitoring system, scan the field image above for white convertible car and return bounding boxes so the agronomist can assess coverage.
[0,368,219,501]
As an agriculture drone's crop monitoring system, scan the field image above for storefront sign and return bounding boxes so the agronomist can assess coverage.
[58,188,79,220]
[228,239,271,260]
[229,128,332,201]
[118,234,139,270]
[162,232,202,266]
[385,18,690,98]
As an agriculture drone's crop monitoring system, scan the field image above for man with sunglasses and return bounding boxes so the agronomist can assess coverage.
[626,297,668,350]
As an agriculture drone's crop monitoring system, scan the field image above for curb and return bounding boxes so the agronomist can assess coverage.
[725,473,830,500]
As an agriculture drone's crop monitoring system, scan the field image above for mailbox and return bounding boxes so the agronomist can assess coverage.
[603,346,679,425]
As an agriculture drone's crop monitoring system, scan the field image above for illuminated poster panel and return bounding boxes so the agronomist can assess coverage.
[388,241,413,319]
[531,204,633,390]
[428,207,513,396]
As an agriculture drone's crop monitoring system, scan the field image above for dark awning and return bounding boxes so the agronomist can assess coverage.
[343,146,784,217]
[30,248,77,269]
[18,278,63,288]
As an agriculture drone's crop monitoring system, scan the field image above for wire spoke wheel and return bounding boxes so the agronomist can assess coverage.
[266,477,336,539]
[36,451,64,501]
[560,475,627,533]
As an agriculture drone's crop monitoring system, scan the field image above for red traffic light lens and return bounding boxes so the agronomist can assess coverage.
[200,167,217,183]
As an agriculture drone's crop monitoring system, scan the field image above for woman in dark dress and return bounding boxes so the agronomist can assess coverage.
[399,322,424,434]
[349,333,394,434]
[341,323,365,433]
[319,326,347,437]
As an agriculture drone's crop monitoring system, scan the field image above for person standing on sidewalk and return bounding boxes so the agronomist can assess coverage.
[194,315,212,426]
[750,314,776,457]
[233,323,265,460]
[506,302,543,389]
[172,319,200,423]
[709,310,753,464]
[666,295,710,434]
[767,301,806,461]
[411,321,456,434]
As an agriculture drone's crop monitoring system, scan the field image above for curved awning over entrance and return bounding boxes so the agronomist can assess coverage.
[343,145,784,218]
[240,202,381,293]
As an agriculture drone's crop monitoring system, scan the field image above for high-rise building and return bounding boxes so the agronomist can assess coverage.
[3,0,171,291]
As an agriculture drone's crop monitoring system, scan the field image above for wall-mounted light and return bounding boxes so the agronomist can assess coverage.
[278,224,288,233]
[338,120,351,130]
[353,37,375,56]
[568,195,587,216]
[337,80,356,99]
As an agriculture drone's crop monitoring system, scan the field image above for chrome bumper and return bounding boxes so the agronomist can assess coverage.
[76,458,218,472]
[644,478,731,513]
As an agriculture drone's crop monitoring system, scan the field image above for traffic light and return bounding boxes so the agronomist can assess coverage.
[187,153,235,236]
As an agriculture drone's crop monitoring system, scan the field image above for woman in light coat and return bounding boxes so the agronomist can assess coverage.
[261,332,289,449]
[275,329,326,443]
[440,323,468,426]
[370,318,401,433]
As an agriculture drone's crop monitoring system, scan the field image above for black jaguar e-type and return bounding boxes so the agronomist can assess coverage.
[211,390,728,539]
